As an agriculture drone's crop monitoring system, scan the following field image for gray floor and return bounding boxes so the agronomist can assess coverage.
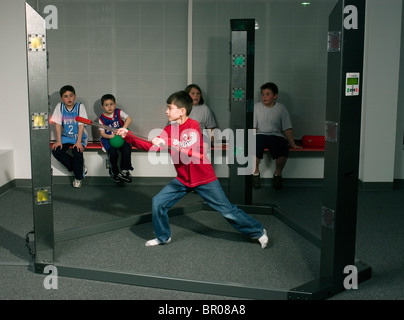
[1,179,403,300]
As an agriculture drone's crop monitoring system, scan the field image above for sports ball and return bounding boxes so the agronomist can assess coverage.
[110,135,124,148]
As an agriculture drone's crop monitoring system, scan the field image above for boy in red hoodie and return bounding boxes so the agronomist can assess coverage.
[117,91,268,248]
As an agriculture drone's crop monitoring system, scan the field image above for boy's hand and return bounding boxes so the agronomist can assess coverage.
[74,142,84,153]
[290,142,303,149]
[51,142,62,150]
[152,137,165,147]
[116,128,128,138]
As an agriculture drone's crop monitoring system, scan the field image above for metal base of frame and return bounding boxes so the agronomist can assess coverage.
[34,203,371,300]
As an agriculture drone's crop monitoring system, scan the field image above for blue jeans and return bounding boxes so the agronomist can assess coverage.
[151,178,265,243]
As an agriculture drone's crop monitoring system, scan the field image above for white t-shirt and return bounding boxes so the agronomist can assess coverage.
[51,102,88,125]
[189,104,217,131]
[253,102,292,139]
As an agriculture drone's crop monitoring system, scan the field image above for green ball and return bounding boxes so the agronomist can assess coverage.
[110,135,124,148]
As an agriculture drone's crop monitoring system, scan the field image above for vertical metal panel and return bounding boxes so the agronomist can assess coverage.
[320,0,366,282]
[26,3,54,265]
[228,19,255,205]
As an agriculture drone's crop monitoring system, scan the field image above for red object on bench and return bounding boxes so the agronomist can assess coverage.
[86,142,105,149]
[301,135,325,148]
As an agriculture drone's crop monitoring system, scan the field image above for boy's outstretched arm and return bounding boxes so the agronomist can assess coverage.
[116,128,203,161]
[116,127,154,151]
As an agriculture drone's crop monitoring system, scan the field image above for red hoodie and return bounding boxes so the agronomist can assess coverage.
[124,118,217,187]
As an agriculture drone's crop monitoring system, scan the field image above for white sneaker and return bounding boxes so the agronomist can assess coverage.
[72,179,82,188]
[258,229,269,249]
[145,237,171,247]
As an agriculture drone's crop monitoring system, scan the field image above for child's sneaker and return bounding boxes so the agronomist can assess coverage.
[273,174,282,190]
[145,237,171,247]
[253,173,261,189]
[110,173,120,183]
[72,178,82,188]
[119,170,132,183]
[258,229,268,249]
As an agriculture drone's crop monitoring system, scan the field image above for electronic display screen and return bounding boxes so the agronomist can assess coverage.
[347,77,359,85]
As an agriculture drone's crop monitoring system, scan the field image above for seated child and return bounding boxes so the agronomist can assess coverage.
[99,94,133,182]
[51,85,88,188]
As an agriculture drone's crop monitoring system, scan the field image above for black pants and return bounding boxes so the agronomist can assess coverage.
[108,141,133,176]
[52,144,84,180]
[256,135,289,160]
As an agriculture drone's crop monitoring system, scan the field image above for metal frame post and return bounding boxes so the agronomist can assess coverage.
[228,19,255,205]
[289,0,371,299]
[26,3,54,268]
[321,0,368,286]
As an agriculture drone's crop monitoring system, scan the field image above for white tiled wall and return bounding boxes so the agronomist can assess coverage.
[42,0,188,141]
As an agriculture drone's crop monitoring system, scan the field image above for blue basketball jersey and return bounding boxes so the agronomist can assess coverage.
[99,108,125,150]
[60,102,88,146]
